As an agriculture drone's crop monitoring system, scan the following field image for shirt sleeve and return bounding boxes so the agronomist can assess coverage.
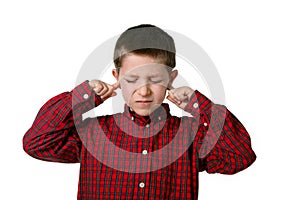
[184,90,256,174]
[22,81,103,163]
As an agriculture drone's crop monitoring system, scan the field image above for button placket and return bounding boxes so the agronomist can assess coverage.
[139,182,145,188]
[142,150,148,155]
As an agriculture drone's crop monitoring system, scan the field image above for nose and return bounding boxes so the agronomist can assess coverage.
[136,84,151,96]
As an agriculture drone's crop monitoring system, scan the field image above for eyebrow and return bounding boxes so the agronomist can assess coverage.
[124,73,162,78]
[125,74,139,78]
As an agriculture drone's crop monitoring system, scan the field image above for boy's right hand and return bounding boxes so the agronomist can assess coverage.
[89,80,120,101]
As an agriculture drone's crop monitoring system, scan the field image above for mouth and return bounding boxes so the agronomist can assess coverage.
[135,100,153,105]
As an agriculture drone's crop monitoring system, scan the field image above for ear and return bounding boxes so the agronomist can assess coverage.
[168,70,178,89]
[112,69,119,80]
[112,69,121,88]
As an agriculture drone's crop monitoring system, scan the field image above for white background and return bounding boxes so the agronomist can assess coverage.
[1,0,299,199]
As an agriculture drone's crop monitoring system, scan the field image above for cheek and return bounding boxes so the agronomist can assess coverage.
[153,86,167,101]
[121,83,135,102]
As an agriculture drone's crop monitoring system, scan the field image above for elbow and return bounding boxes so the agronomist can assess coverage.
[244,149,257,170]
[208,150,257,175]
[22,133,81,163]
[22,133,42,160]
[23,135,36,158]
[23,137,54,162]
[230,151,257,174]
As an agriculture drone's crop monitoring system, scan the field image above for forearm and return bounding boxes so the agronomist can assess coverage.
[23,81,102,162]
[185,90,256,174]
[204,108,256,174]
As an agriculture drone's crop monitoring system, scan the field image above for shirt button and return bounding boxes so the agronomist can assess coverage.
[142,150,148,155]
[131,116,134,121]
[145,124,150,128]
[83,94,89,99]
[158,116,161,121]
[193,103,199,108]
[204,122,208,127]
[139,182,145,188]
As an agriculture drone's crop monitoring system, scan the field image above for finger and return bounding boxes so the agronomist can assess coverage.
[167,85,174,90]
[89,80,99,89]
[166,95,176,104]
[177,92,189,102]
[168,91,181,104]
[97,84,109,96]
[112,81,120,89]
[111,91,117,97]
[167,91,181,104]
[101,91,110,100]
[94,84,103,93]
[101,86,115,99]
[101,90,117,100]
[166,95,181,106]
[172,91,187,103]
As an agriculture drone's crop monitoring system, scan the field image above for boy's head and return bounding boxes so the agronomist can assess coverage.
[113,24,176,74]
[112,24,178,116]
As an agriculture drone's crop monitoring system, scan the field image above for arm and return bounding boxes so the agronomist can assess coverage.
[168,88,256,174]
[23,80,118,163]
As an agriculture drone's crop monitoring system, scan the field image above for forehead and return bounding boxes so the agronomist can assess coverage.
[120,54,169,76]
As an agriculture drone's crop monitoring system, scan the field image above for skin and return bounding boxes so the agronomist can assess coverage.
[89,54,194,116]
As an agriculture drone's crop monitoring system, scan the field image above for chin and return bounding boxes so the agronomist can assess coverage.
[136,110,151,116]
[130,104,161,116]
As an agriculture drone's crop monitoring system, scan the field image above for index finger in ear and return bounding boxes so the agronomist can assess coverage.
[112,81,120,89]
[167,85,174,90]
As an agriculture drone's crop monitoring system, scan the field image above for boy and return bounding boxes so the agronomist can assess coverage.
[23,24,256,199]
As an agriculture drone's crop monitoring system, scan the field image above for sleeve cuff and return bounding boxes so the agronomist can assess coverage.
[71,80,103,112]
[184,90,212,117]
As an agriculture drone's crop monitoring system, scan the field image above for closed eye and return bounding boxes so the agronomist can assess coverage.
[124,78,162,84]
[150,80,162,83]
[125,79,137,83]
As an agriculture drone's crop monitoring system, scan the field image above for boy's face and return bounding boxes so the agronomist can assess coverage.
[113,54,178,116]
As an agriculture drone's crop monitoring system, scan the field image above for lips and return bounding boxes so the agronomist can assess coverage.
[136,100,152,103]
[135,100,153,106]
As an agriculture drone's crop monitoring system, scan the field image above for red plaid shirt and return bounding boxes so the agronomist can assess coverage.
[23,81,256,200]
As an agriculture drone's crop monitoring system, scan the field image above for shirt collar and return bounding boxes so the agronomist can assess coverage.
[123,103,171,126]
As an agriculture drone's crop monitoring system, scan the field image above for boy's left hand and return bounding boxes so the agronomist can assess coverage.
[166,86,194,110]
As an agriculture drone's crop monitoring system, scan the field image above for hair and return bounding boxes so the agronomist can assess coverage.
[113,24,176,73]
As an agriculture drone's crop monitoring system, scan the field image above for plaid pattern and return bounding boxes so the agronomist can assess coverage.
[23,81,256,200]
